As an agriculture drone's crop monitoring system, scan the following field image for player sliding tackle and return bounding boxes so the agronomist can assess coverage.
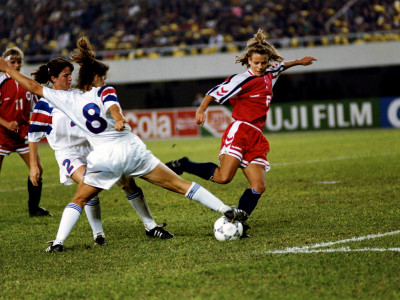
[0,37,247,252]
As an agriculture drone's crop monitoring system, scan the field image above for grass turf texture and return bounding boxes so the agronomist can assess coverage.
[0,129,399,299]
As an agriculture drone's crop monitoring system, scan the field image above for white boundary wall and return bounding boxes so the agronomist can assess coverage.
[23,41,400,84]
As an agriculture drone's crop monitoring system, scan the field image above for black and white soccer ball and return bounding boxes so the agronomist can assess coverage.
[213,216,243,241]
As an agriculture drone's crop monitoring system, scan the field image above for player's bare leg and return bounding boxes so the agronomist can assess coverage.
[141,163,244,220]
[72,182,102,207]
[117,175,173,239]
[242,163,266,195]
[211,154,241,184]
[141,163,191,193]
[71,166,105,244]
[237,163,266,237]
[70,166,86,184]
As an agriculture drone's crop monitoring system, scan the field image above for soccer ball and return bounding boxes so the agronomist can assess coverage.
[213,216,243,241]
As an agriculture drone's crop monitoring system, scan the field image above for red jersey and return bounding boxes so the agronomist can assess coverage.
[0,73,38,149]
[207,62,284,131]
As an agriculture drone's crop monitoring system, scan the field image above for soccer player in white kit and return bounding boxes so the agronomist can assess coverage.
[0,37,247,252]
[28,58,173,246]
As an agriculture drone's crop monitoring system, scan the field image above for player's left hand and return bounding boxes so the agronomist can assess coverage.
[29,167,41,186]
[300,56,317,65]
[114,119,127,131]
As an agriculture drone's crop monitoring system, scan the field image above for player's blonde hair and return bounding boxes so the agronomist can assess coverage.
[235,29,284,67]
[70,37,109,91]
[2,47,24,63]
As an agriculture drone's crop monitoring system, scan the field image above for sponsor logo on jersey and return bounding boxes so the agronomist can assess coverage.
[216,87,228,97]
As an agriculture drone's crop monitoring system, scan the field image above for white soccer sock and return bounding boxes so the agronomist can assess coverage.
[126,191,157,231]
[84,196,104,237]
[185,182,230,213]
[54,203,82,245]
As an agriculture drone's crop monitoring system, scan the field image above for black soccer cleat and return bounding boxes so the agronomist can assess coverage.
[241,223,251,238]
[30,207,53,217]
[146,223,174,239]
[94,234,106,246]
[45,241,63,253]
[165,157,189,175]
[224,208,248,223]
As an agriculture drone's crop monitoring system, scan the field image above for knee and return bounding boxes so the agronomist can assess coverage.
[72,197,89,208]
[122,184,141,195]
[213,173,234,184]
[118,182,131,194]
[251,183,266,195]
[117,178,140,195]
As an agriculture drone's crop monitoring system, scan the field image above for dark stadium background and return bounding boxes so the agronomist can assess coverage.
[2,0,399,109]
[112,65,399,109]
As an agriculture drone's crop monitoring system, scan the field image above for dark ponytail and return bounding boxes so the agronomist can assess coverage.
[31,58,74,85]
[70,37,109,91]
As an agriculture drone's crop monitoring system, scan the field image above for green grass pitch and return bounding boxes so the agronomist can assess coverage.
[0,129,399,299]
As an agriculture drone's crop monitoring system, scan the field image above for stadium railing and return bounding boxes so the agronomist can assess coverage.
[24,29,400,64]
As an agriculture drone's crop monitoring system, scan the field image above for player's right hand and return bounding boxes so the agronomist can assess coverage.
[0,58,9,72]
[29,167,41,186]
[7,120,19,132]
[196,111,206,125]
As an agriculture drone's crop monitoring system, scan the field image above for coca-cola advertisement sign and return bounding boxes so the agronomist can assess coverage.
[123,106,233,139]
[124,108,199,139]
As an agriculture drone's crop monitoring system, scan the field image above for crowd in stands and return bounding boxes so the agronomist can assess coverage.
[1,0,399,62]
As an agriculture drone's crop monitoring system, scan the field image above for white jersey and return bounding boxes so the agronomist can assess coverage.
[29,98,92,185]
[43,86,132,148]
[28,98,88,150]
[42,86,159,190]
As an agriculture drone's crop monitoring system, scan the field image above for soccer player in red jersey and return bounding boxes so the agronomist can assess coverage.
[166,29,316,237]
[0,47,51,217]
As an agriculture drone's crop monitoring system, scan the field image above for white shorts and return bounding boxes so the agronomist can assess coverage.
[54,142,92,185]
[84,134,160,190]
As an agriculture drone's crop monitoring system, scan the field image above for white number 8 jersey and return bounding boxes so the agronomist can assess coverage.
[43,86,131,148]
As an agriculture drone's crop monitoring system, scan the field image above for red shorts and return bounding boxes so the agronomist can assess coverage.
[219,121,270,171]
[0,124,30,156]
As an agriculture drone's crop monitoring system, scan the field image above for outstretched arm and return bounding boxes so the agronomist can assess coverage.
[196,95,215,125]
[283,56,317,71]
[0,58,43,97]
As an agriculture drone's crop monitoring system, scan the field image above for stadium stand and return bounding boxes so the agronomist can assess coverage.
[1,0,399,63]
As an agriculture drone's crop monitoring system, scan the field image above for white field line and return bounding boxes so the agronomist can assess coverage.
[271,152,397,167]
[1,152,396,192]
[268,247,400,254]
[0,183,60,193]
[266,230,400,254]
